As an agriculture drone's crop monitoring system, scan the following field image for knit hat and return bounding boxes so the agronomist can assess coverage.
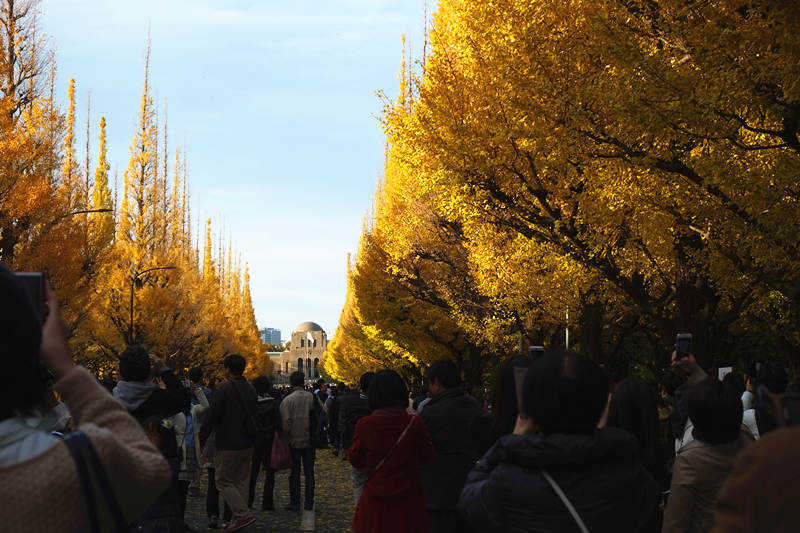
[0,263,46,419]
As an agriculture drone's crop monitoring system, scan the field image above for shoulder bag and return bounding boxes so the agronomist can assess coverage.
[63,430,129,533]
[231,381,262,439]
[371,415,417,476]
[540,468,590,533]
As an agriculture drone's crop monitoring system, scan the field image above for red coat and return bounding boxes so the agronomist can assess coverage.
[349,411,435,533]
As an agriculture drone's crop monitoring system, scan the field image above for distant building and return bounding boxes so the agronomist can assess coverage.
[260,327,281,345]
[271,321,327,382]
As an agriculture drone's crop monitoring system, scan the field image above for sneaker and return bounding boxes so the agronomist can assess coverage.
[208,516,219,529]
[222,515,255,532]
[298,509,315,531]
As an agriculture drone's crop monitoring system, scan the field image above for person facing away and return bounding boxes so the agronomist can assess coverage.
[606,376,669,533]
[248,375,281,511]
[419,359,485,533]
[198,354,258,532]
[0,264,170,533]
[113,345,190,424]
[348,369,435,533]
[662,377,754,533]
[459,350,659,533]
[338,372,375,503]
[488,354,533,445]
[279,371,316,512]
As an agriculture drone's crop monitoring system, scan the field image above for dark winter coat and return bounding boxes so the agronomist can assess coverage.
[113,369,189,424]
[459,428,660,533]
[338,391,372,450]
[254,395,281,454]
[199,376,257,451]
[419,387,484,511]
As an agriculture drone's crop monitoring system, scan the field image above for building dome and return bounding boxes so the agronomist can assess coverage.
[293,321,324,333]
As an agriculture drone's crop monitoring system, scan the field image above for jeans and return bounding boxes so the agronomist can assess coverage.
[289,447,316,510]
[215,448,254,522]
[206,468,232,521]
[248,438,276,509]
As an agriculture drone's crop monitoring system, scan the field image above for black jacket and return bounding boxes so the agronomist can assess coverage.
[254,396,281,451]
[337,391,371,450]
[420,387,484,510]
[199,376,257,451]
[459,428,660,533]
[114,369,189,424]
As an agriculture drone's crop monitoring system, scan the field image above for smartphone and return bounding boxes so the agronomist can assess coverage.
[15,272,46,325]
[676,333,692,359]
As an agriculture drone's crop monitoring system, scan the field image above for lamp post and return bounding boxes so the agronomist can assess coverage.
[128,266,177,343]
[50,208,113,227]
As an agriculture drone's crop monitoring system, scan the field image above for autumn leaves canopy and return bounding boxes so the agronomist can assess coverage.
[322,0,800,385]
[0,1,266,377]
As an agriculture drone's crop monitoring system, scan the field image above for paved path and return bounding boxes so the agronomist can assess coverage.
[185,450,355,532]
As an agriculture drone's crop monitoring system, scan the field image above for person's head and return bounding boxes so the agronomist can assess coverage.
[359,371,375,394]
[490,354,533,441]
[367,369,409,410]
[758,362,788,394]
[607,377,663,466]
[208,376,222,390]
[290,371,305,387]
[522,350,609,435]
[188,366,203,384]
[118,345,151,382]
[223,354,246,377]
[722,372,746,397]
[661,369,683,397]
[0,264,47,421]
[689,378,743,444]
[252,375,272,396]
[426,359,460,395]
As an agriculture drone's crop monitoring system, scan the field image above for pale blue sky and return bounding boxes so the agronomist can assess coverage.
[41,0,429,340]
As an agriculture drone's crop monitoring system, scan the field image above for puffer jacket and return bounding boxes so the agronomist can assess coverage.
[459,428,659,533]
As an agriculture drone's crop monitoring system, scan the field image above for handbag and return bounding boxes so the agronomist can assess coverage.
[232,381,262,439]
[63,430,129,533]
[270,429,292,470]
[540,468,590,533]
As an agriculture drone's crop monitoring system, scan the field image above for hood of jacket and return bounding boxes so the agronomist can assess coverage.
[113,380,157,412]
[492,427,639,469]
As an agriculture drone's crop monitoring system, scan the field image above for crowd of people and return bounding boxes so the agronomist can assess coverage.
[2,262,800,533]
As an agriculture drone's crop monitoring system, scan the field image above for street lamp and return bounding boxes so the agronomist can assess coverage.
[128,266,177,343]
[50,208,113,226]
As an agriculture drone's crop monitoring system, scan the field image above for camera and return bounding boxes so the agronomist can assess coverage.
[15,272,46,325]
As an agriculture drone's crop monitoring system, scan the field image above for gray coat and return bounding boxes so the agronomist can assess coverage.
[280,388,314,449]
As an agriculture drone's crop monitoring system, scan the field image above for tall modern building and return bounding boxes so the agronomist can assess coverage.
[260,327,282,345]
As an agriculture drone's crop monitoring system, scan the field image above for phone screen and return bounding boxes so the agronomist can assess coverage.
[676,334,692,359]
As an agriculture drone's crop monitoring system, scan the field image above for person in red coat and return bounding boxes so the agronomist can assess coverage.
[349,370,435,533]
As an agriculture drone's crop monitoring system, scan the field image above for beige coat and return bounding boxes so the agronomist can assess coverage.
[0,366,170,533]
[280,387,313,449]
[663,434,752,533]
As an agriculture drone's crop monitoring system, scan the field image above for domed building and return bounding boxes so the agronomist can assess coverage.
[270,321,328,383]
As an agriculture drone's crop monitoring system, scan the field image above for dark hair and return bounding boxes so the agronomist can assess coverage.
[757,362,788,394]
[290,371,305,387]
[0,264,47,421]
[252,375,272,395]
[426,359,460,389]
[607,377,668,487]
[722,372,746,397]
[368,370,409,410]
[490,355,532,442]
[141,416,178,459]
[359,371,375,393]
[188,367,203,383]
[661,369,683,397]
[688,378,742,445]
[224,354,246,376]
[522,350,609,435]
[119,345,151,382]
